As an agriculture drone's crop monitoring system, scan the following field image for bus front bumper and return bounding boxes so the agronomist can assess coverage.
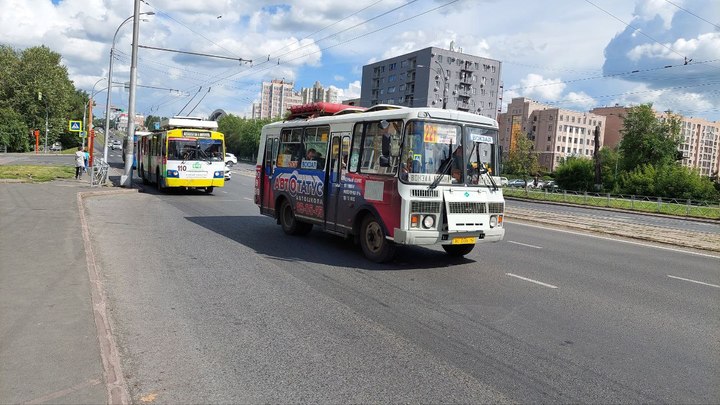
[392,227,505,246]
[165,178,225,188]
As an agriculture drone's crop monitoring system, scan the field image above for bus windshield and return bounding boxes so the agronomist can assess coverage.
[168,138,223,162]
[401,120,498,186]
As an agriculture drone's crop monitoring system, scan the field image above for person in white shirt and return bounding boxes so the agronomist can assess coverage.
[74,147,85,179]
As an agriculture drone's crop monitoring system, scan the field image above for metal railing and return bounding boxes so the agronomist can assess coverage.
[91,158,109,187]
[503,187,720,220]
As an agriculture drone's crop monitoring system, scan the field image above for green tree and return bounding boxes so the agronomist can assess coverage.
[597,146,620,192]
[218,114,275,160]
[554,156,595,191]
[0,45,84,151]
[144,115,165,131]
[0,107,29,151]
[503,132,538,183]
[618,104,681,171]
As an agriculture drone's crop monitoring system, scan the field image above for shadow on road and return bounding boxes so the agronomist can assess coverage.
[185,215,474,271]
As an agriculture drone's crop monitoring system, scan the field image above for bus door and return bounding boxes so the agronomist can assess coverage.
[325,134,350,232]
[260,136,278,212]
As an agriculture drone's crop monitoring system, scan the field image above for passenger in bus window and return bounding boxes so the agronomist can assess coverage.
[305,148,317,160]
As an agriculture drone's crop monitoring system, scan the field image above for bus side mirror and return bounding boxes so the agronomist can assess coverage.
[379,155,390,167]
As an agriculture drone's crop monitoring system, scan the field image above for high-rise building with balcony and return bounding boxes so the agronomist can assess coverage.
[359,45,502,118]
[252,80,302,119]
[300,81,339,104]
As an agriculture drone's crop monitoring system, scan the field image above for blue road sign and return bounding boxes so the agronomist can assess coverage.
[69,120,82,132]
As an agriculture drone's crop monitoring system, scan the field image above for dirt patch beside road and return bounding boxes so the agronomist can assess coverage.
[506,207,720,253]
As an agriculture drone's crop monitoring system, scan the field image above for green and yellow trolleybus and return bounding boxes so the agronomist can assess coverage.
[137,117,226,193]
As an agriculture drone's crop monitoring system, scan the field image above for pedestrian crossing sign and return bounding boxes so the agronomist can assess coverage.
[69,120,82,132]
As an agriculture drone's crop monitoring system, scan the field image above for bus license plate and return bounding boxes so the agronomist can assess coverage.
[452,237,476,245]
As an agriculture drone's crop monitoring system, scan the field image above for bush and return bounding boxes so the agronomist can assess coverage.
[554,157,594,191]
[620,164,719,202]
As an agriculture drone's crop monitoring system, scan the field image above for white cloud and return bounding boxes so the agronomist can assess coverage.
[335,81,361,101]
[517,74,566,101]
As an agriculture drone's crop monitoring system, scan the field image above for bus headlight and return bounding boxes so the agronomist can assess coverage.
[490,215,498,228]
[422,215,435,229]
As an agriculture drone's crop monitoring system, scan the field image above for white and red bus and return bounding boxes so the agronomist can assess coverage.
[254,103,505,262]
[137,117,226,193]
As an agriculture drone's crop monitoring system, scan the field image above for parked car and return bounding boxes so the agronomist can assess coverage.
[541,180,559,191]
[225,152,237,166]
[50,143,62,152]
[507,179,526,188]
[111,140,122,150]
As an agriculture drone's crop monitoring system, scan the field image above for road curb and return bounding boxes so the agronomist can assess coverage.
[77,188,138,405]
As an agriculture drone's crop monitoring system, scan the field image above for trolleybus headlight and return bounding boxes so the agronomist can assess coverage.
[490,215,498,228]
[213,171,223,178]
[410,214,420,228]
[422,215,435,229]
[167,170,179,178]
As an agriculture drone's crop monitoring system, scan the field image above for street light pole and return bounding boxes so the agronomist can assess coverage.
[104,11,154,163]
[434,60,448,109]
[417,62,448,109]
[122,0,142,187]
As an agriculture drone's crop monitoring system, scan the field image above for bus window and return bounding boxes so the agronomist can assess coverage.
[358,120,402,175]
[301,126,329,170]
[278,128,302,168]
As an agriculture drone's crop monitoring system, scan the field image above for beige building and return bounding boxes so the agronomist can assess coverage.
[498,97,606,172]
[300,81,339,104]
[592,105,720,178]
[252,80,303,119]
[676,116,720,177]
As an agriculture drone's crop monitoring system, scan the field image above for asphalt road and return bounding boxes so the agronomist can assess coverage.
[79,167,720,403]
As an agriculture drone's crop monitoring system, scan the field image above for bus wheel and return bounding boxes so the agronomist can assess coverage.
[360,214,396,263]
[205,187,214,194]
[442,244,475,256]
[279,200,312,235]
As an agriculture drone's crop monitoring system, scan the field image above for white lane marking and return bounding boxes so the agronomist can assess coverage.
[506,221,720,259]
[243,197,252,201]
[667,275,720,289]
[506,273,558,289]
[508,240,543,249]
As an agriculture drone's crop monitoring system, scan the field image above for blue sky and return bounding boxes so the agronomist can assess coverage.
[1,0,718,121]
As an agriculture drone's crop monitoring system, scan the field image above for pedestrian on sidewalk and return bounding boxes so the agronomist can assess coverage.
[75,147,85,179]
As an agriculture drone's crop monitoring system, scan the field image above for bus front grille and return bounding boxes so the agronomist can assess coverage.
[411,189,439,198]
[411,201,441,213]
[488,202,504,213]
[448,202,487,214]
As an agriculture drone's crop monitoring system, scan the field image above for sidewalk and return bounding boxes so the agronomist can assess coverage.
[0,165,130,404]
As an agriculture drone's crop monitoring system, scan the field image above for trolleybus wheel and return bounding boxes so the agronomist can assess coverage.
[156,168,165,192]
[360,214,396,263]
[141,165,149,185]
[205,186,214,194]
[442,244,475,256]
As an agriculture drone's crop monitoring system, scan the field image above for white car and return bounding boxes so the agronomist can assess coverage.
[225,152,237,166]
[111,140,122,150]
[224,164,232,180]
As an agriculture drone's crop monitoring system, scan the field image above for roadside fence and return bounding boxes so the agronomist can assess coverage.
[504,187,720,220]
[91,158,109,187]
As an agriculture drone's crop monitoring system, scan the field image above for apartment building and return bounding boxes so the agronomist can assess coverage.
[359,45,502,118]
[252,80,303,119]
[498,97,606,172]
[593,106,720,177]
[300,81,339,104]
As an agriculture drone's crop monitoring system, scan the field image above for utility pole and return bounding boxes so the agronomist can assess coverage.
[121,0,141,188]
[593,125,602,190]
